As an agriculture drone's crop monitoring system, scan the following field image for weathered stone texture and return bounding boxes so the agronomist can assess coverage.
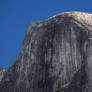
[0,68,6,81]
[0,12,92,92]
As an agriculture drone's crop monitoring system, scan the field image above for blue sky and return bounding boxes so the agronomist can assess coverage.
[0,0,92,69]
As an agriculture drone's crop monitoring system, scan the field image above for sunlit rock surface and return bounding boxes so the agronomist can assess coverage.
[0,68,6,81]
[0,11,92,92]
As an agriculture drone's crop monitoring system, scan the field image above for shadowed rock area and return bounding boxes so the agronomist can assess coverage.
[0,11,92,92]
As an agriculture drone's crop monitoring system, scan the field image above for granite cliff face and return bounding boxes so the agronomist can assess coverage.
[0,12,92,92]
[0,68,6,81]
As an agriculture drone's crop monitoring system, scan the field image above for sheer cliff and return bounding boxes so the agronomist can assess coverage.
[0,12,92,92]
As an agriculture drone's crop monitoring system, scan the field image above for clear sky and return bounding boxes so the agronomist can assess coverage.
[0,0,92,69]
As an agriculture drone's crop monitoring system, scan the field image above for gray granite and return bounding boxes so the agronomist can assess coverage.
[0,12,92,92]
[0,68,6,81]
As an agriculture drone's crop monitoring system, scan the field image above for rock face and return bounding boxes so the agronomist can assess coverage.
[0,11,92,92]
[0,68,6,81]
